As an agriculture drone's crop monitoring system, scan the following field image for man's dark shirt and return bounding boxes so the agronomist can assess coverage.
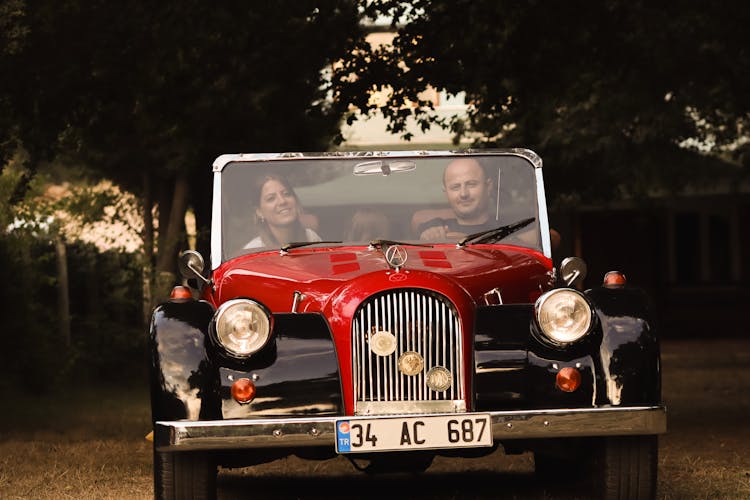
[418,217,501,236]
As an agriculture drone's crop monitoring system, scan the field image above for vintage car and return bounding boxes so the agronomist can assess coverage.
[150,150,666,499]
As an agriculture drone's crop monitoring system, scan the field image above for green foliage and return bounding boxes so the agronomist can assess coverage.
[1,0,364,279]
[335,1,748,203]
[0,235,64,391]
[1,161,145,389]
[0,0,28,56]
[0,237,145,390]
[1,1,363,191]
[66,244,146,382]
[2,163,125,246]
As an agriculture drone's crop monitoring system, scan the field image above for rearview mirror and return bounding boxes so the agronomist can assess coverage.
[560,257,587,288]
[353,160,417,176]
[178,250,208,285]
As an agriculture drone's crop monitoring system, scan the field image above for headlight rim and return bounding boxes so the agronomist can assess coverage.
[213,298,274,358]
[534,288,594,346]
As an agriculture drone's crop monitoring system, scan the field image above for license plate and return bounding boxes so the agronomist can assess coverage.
[335,414,492,453]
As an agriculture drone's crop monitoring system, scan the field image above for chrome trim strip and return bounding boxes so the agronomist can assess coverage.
[356,400,466,416]
[535,167,552,259]
[211,171,222,269]
[211,149,543,172]
[155,406,666,452]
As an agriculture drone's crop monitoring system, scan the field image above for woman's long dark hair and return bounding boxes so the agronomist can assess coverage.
[251,172,308,246]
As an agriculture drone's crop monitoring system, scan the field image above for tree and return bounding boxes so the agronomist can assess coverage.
[1,1,363,305]
[334,1,748,203]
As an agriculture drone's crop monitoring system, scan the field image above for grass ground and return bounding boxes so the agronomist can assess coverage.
[0,339,748,499]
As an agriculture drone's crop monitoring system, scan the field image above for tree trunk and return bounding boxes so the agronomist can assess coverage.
[85,246,100,323]
[157,178,173,265]
[154,173,190,302]
[142,172,154,327]
[55,235,71,349]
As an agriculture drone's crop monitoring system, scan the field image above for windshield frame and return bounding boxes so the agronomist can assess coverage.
[210,149,550,269]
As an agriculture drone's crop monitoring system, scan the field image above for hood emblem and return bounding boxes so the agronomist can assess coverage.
[384,244,408,270]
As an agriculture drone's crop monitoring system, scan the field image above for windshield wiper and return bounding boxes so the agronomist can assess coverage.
[368,239,433,248]
[280,240,343,252]
[458,217,536,247]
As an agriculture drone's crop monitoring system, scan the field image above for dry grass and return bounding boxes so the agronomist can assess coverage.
[656,340,750,499]
[0,387,153,499]
[0,437,151,499]
[0,340,748,499]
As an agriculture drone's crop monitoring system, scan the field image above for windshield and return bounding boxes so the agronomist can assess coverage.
[219,153,544,261]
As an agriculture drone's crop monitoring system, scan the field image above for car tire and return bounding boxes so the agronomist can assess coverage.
[593,435,657,500]
[154,448,217,500]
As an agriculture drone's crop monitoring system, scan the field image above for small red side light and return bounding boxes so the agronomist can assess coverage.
[231,378,256,404]
[603,271,627,287]
[170,286,193,300]
[556,367,582,392]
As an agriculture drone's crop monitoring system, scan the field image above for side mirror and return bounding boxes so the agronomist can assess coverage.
[560,256,587,288]
[178,250,209,286]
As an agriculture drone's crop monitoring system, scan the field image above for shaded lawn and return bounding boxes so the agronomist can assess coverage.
[0,386,152,499]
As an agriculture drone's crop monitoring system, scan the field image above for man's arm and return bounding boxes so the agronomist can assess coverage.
[418,217,449,241]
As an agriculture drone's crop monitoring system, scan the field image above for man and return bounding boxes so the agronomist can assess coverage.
[419,158,498,240]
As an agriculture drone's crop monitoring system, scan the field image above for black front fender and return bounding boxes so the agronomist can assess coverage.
[149,300,218,424]
[587,286,661,406]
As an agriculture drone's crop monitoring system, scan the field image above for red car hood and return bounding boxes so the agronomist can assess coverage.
[208,245,554,313]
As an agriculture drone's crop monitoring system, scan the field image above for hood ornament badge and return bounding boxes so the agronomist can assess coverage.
[384,244,408,271]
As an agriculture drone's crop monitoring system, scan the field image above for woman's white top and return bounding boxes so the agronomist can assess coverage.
[244,228,322,249]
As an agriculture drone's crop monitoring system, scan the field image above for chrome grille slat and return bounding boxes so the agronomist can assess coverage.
[353,289,464,415]
[367,303,373,401]
[399,294,405,400]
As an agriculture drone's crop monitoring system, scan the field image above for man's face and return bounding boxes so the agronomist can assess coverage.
[443,159,492,222]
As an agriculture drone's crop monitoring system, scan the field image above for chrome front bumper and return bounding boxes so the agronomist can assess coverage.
[154,406,666,452]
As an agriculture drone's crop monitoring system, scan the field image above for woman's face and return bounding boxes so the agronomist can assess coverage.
[256,179,299,228]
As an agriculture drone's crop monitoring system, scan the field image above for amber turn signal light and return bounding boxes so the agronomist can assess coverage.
[556,367,582,392]
[170,285,192,300]
[231,378,256,404]
[603,271,627,287]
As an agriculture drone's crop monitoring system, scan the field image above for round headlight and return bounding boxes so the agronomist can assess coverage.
[215,299,272,357]
[535,289,592,344]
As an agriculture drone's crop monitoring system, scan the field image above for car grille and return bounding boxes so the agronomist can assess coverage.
[352,289,465,415]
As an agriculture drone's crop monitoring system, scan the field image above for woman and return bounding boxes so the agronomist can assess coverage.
[244,173,321,249]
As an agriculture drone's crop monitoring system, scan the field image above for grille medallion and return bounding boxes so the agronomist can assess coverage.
[426,366,453,392]
[370,330,397,356]
[398,351,424,376]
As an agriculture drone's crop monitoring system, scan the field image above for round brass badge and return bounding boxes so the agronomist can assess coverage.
[398,351,424,376]
[426,366,453,392]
